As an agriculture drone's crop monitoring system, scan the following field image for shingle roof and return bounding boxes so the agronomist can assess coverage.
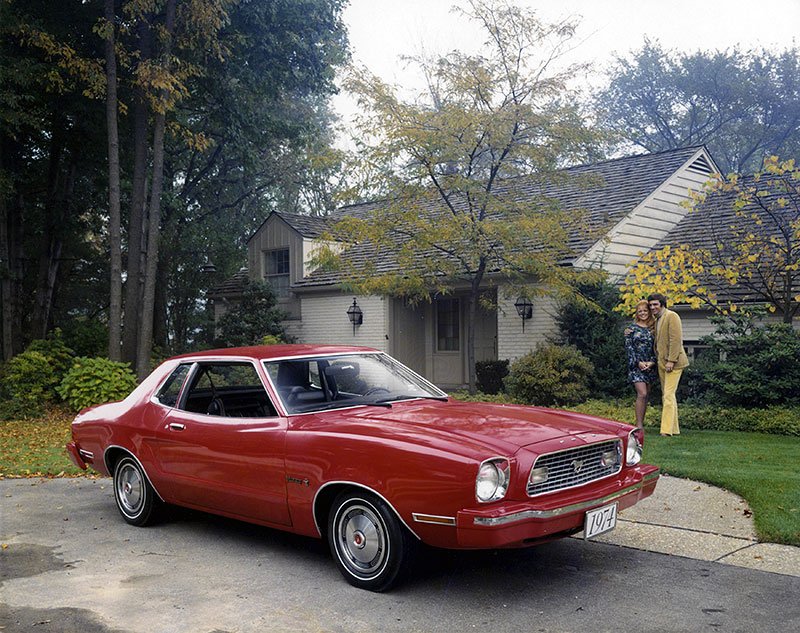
[294,146,706,288]
[274,211,332,238]
[247,211,333,243]
[207,267,249,299]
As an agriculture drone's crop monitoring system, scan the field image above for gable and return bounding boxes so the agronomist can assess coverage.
[575,147,718,278]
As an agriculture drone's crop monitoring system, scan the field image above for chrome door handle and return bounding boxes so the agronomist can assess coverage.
[168,423,186,431]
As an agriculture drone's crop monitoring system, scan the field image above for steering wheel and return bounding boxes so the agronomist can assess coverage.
[284,386,304,406]
[363,387,390,397]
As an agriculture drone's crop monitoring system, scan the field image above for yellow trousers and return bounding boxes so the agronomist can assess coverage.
[658,367,683,435]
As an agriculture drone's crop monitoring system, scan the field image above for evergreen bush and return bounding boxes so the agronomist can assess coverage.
[555,279,629,398]
[57,357,138,412]
[475,359,509,395]
[215,280,288,347]
[504,344,594,406]
[690,314,800,407]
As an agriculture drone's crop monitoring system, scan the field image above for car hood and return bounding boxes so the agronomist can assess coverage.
[348,399,624,455]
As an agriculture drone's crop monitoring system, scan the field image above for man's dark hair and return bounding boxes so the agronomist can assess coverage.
[647,292,668,307]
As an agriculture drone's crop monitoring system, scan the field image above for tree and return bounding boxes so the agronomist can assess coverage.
[555,278,628,398]
[596,40,800,174]
[619,156,800,325]
[215,280,287,348]
[2,0,348,366]
[102,0,122,360]
[1,0,108,360]
[315,0,603,392]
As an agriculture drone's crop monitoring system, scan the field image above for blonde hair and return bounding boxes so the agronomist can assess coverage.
[634,300,655,329]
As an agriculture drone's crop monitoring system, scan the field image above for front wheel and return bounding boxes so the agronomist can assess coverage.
[113,456,160,526]
[327,490,415,592]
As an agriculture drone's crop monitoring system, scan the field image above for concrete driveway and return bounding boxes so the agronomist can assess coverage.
[2,477,799,633]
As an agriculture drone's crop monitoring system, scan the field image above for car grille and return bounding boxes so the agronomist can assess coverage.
[527,439,622,496]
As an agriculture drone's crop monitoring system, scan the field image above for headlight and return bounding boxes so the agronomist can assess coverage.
[476,458,510,502]
[626,428,643,465]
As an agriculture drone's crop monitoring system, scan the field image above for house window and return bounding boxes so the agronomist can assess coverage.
[437,298,460,351]
[264,248,290,298]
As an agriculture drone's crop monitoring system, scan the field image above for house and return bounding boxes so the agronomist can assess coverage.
[210,145,720,389]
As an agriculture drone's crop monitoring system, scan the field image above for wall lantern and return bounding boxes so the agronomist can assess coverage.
[514,297,533,332]
[200,257,217,274]
[346,297,363,335]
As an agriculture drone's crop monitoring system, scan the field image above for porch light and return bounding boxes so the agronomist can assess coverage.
[346,298,363,335]
[200,257,217,274]
[514,297,533,331]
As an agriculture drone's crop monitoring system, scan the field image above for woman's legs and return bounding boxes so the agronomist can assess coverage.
[633,381,649,429]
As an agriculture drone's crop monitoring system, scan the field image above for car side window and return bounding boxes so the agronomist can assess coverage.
[155,364,191,407]
[180,362,278,418]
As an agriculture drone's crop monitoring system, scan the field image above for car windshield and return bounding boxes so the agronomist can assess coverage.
[263,353,447,414]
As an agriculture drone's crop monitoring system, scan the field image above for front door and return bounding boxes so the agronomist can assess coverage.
[432,297,464,386]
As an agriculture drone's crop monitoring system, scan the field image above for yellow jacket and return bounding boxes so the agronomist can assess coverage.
[654,309,689,370]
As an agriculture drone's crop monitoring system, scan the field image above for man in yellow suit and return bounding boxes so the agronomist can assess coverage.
[648,293,689,436]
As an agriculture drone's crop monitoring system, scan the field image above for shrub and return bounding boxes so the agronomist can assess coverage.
[57,357,138,412]
[690,315,800,407]
[505,344,594,407]
[25,329,75,387]
[261,333,285,346]
[215,280,287,347]
[571,399,800,436]
[0,351,58,419]
[475,360,509,395]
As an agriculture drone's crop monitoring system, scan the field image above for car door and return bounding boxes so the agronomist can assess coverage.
[149,360,291,526]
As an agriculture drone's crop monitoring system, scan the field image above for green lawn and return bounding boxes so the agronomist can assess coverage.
[1,408,798,546]
[642,431,800,546]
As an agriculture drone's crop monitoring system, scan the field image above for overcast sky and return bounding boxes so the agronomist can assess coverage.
[334,0,800,126]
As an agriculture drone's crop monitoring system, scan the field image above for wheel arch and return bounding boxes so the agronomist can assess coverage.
[103,445,165,502]
[312,481,420,542]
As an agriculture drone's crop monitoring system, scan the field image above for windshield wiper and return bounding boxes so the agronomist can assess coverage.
[293,400,393,414]
[374,395,449,405]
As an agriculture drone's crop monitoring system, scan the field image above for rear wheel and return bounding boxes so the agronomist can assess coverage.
[327,490,415,592]
[113,456,160,526]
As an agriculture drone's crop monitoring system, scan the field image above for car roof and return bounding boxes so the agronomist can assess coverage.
[170,344,380,362]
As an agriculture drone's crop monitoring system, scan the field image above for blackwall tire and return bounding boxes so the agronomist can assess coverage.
[113,456,159,526]
[327,490,415,592]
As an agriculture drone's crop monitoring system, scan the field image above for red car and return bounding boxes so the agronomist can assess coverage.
[66,344,659,591]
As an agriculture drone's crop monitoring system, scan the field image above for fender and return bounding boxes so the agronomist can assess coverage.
[312,480,421,540]
[103,445,166,503]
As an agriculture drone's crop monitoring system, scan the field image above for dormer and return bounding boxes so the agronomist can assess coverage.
[247,211,333,318]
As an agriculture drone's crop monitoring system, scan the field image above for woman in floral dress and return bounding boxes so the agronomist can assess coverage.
[625,300,657,430]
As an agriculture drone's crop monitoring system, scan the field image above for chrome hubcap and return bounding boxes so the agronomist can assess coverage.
[118,464,143,514]
[337,503,387,578]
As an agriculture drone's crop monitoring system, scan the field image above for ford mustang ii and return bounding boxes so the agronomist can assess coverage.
[66,344,659,591]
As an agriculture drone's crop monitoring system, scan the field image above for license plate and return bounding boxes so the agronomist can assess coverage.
[584,502,618,540]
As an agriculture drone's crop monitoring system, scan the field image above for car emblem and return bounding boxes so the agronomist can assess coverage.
[571,459,584,473]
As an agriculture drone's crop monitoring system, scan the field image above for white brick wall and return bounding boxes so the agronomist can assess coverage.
[284,293,389,351]
[497,287,560,361]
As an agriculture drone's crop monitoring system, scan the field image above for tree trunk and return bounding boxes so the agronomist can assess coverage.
[105,0,123,360]
[0,139,24,360]
[32,114,70,339]
[135,0,176,379]
[466,260,487,394]
[121,18,152,365]
[33,161,75,339]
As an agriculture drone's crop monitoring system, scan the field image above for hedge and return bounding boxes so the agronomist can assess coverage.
[449,393,800,436]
